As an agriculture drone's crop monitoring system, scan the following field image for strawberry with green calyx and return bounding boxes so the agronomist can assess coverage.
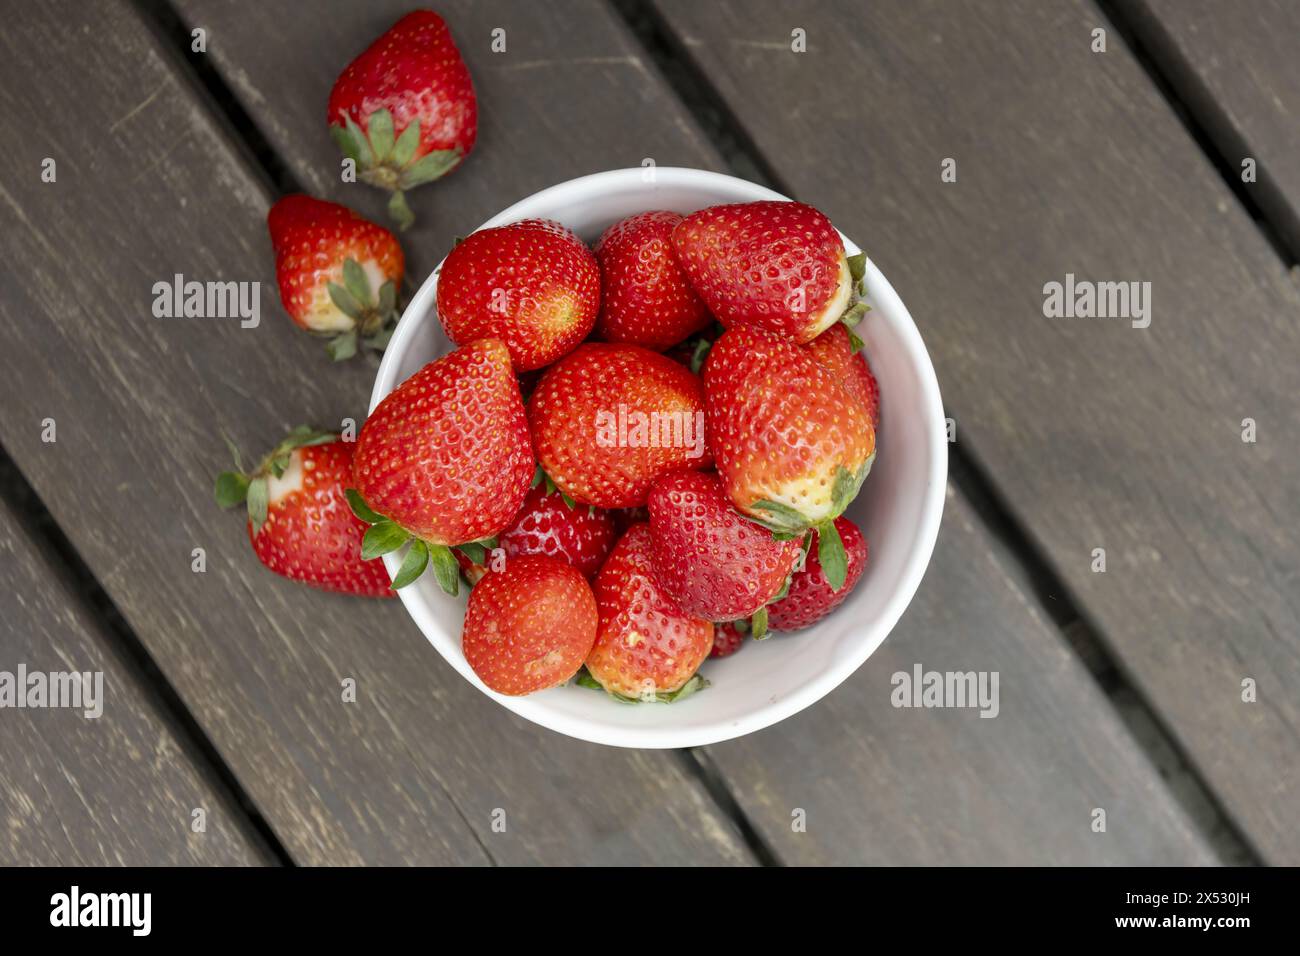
[267,195,404,361]
[349,338,534,594]
[673,201,869,344]
[328,10,477,230]
[214,428,393,598]
[583,524,713,702]
[768,517,868,630]
[704,326,875,591]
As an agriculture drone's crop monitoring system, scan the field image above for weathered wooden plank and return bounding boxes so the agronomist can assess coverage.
[1122,0,1300,259]
[0,0,751,865]
[192,0,1222,863]
[0,496,270,865]
[652,0,1300,861]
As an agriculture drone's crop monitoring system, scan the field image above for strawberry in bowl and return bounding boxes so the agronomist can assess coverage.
[367,168,946,748]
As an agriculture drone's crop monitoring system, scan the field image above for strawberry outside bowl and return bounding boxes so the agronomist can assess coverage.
[370,167,947,749]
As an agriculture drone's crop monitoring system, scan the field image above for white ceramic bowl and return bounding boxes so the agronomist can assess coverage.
[371,167,946,748]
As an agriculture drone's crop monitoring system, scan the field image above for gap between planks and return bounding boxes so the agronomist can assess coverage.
[610,0,1260,866]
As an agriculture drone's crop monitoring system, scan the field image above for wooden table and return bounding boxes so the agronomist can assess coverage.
[0,0,1295,865]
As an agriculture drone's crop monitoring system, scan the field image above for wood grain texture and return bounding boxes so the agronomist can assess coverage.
[652,0,1300,861]
[0,499,269,865]
[0,0,752,865]
[187,0,1224,863]
[1122,0,1300,259]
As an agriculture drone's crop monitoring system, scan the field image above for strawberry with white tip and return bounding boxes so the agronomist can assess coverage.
[215,427,393,597]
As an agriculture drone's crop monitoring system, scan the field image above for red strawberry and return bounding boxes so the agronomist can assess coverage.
[704,326,875,590]
[437,220,600,371]
[768,517,868,630]
[594,211,710,350]
[584,524,712,701]
[805,323,880,428]
[462,555,597,696]
[214,428,392,597]
[710,620,748,658]
[673,201,868,343]
[647,470,801,622]
[529,343,709,508]
[349,338,534,593]
[267,195,404,360]
[456,482,618,580]
[328,10,476,230]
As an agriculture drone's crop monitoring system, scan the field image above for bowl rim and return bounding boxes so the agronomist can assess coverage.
[370,166,947,748]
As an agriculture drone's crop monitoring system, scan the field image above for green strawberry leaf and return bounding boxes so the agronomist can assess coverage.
[377,280,397,318]
[574,667,605,692]
[269,452,291,478]
[530,465,544,489]
[847,328,866,353]
[689,337,712,374]
[342,258,373,309]
[749,498,809,533]
[817,520,848,591]
[391,539,430,590]
[366,108,395,164]
[343,113,374,168]
[660,673,709,702]
[221,432,244,473]
[456,541,487,565]
[361,520,410,560]
[280,426,336,450]
[841,301,870,327]
[388,190,414,232]
[363,326,394,352]
[846,252,867,285]
[214,471,249,509]
[751,606,770,640]
[327,330,358,362]
[329,124,363,164]
[246,476,270,536]
[398,148,462,188]
[345,489,385,524]
[327,282,364,320]
[427,544,461,596]
[559,490,577,510]
[391,118,421,168]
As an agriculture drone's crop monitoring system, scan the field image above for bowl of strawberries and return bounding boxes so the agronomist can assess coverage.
[357,167,946,748]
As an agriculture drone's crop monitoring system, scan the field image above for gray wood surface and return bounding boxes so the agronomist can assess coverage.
[0,498,269,865]
[652,0,1300,862]
[0,0,752,866]
[1123,0,1300,260]
[181,0,1221,864]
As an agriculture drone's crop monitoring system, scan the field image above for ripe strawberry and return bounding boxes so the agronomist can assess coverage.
[673,201,868,343]
[349,338,534,593]
[805,323,880,428]
[456,481,617,581]
[328,10,476,230]
[529,344,709,508]
[647,470,801,622]
[710,620,748,658]
[214,428,392,598]
[768,517,868,630]
[437,220,600,371]
[704,326,875,590]
[267,195,403,360]
[594,211,709,350]
[462,555,597,696]
[583,524,712,701]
